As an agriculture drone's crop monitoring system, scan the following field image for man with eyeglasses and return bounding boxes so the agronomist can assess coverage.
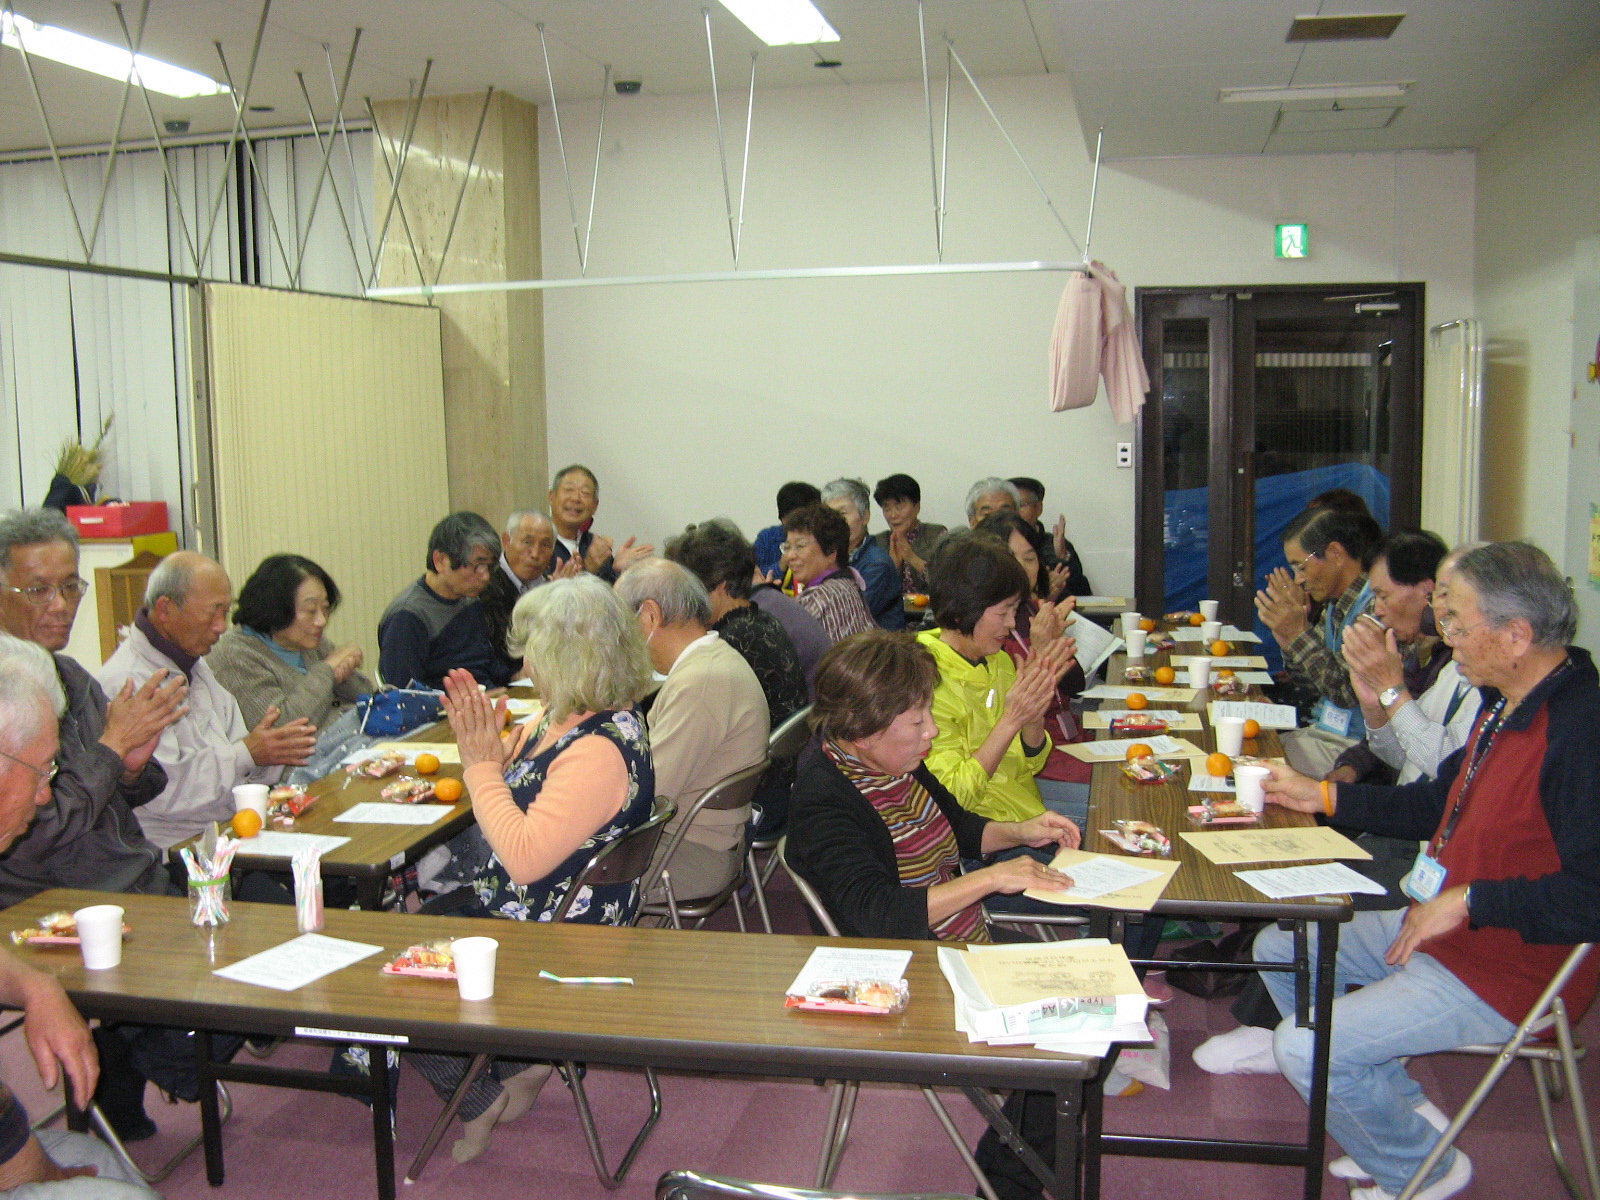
[1256,504,1385,777]
[0,645,161,1196]
[377,511,514,689]
[0,508,183,909]
[1219,541,1600,1200]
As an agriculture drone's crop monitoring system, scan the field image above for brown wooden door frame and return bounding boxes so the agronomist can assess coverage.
[1134,283,1425,622]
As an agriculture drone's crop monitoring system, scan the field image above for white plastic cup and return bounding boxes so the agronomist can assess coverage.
[1235,764,1271,814]
[1124,629,1147,658]
[232,783,269,821]
[452,936,499,1001]
[1215,717,1246,757]
[1199,599,1220,621]
[1121,612,1142,638]
[74,904,125,970]
[1188,658,1212,689]
[1200,620,1223,645]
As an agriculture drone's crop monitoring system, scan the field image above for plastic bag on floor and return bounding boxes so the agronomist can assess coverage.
[1105,1011,1171,1093]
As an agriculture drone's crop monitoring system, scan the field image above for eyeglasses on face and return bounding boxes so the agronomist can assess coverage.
[1437,610,1488,641]
[3,577,87,607]
[1286,551,1323,574]
[0,747,59,787]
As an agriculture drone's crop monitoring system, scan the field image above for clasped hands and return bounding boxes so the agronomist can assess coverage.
[1255,566,1311,644]
[441,668,518,772]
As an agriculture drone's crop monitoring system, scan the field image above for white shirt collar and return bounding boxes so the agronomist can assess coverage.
[666,630,720,677]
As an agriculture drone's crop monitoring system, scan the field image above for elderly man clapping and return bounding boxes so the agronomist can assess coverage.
[0,508,183,907]
[98,551,314,850]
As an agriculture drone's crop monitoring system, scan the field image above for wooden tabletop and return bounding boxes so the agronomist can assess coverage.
[1084,629,1353,923]
[176,718,474,883]
[11,890,1095,1091]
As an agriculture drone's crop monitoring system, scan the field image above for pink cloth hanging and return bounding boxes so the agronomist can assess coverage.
[1048,261,1150,423]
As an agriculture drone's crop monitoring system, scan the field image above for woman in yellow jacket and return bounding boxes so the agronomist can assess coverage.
[916,532,1080,829]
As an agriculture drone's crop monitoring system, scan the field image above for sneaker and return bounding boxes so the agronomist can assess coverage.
[1347,1149,1471,1200]
[1192,1025,1278,1075]
[1330,1102,1450,1181]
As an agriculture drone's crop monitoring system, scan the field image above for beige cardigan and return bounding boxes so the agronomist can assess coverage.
[645,634,769,899]
[208,626,375,730]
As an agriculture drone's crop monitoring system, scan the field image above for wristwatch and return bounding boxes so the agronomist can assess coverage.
[1378,686,1404,708]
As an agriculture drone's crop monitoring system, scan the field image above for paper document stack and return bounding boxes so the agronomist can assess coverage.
[937,939,1151,1057]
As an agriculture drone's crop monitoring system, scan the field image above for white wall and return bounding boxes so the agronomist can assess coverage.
[1475,51,1600,648]
[540,75,1475,595]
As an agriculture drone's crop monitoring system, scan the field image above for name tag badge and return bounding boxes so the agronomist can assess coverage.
[1312,699,1353,738]
[1402,853,1447,903]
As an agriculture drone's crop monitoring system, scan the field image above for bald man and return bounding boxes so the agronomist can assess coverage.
[97,552,316,849]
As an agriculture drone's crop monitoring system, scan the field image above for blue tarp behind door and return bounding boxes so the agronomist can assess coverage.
[1163,463,1391,672]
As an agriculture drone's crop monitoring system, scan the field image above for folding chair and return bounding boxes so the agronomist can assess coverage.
[406,797,676,1189]
[639,759,770,932]
[775,838,1000,1200]
[657,1167,970,1200]
[746,705,815,930]
[1398,942,1597,1200]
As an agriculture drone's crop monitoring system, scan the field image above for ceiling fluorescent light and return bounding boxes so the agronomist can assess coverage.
[0,11,228,99]
[719,0,839,47]
[1221,82,1410,105]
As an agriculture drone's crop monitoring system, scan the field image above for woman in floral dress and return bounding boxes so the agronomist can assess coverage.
[408,574,655,1163]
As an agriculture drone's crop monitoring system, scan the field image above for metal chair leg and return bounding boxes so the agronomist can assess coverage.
[921,1087,1000,1200]
[1551,999,1600,1200]
[814,1081,849,1189]
[816,1080,859,1189]
[562,1062,662,1189]
[89,1083,234,1186]
[730,888,748,933]
[745,850,774,933]
[404,1053,491,1184]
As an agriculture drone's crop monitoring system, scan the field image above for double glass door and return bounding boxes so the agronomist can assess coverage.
[1134,285,1423,661]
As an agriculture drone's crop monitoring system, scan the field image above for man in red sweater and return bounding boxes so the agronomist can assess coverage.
[1252,542,1600,1200]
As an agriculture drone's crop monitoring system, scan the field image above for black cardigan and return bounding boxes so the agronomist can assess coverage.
[786,755,990,940]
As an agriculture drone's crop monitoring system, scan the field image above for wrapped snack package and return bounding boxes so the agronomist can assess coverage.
[1212,675,1248,697]
[383,941,457,979]
[1103,819,1172,857]
[347,749,406,779]
[784,978,910,1015]
[1120,756,1181,785]
[380,776,436,803]
[1121,664,1151,684]
[1188,800,1261,825]
[11,911,131,946]
[1110,716,1168,738]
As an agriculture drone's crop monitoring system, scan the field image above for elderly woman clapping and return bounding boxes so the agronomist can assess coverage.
[786,630,1079,940]
[412,574,655,1163]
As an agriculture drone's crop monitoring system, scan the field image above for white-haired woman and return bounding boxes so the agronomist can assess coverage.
[410,574,655,1162]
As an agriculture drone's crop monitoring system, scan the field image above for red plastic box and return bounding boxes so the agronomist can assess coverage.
[67,502,169,539]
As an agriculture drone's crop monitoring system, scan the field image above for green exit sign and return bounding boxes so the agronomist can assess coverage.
[1276,223,1309,259]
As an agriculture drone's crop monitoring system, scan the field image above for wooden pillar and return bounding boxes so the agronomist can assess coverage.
[371,91,545,522]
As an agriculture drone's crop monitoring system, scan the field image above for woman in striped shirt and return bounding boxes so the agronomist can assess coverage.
[785,630,1078,941]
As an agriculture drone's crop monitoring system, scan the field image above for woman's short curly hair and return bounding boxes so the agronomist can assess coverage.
[810,630,940,744]
[782,503,851,570]
[926,532,1029,635]
[509,575,652,719]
